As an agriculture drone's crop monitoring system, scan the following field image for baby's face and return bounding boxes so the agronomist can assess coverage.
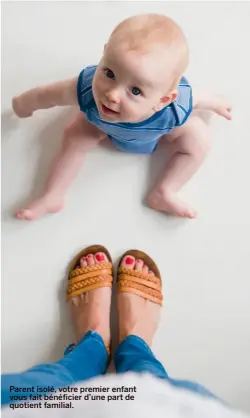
[92,44,173,123]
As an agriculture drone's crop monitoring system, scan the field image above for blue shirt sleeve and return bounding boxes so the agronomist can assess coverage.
[171,76,193,127]
[77,66,97,112]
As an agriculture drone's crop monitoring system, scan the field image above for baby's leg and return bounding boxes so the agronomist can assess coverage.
[148,116,211,218]
[12,77,78,118]
[16,112,106,221]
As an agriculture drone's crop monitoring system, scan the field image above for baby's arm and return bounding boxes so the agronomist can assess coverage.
[12,77,78,118]
[192,90,232,120]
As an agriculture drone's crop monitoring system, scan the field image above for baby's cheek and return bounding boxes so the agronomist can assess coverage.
[131,102,142,117]
[123,104,134,119]
[93,74,103,92]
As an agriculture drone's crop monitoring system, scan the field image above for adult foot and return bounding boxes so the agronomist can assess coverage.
[118,254,161,347]
[12,96,33,118]
[148,190,197,219]
[15,194,64,221]
[69,251,112,347]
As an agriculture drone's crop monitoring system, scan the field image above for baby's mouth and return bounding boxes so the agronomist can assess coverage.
[100,102,120,116]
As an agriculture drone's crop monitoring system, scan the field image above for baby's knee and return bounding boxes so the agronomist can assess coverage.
[192,134,211,160]
[180,118,211,158]
[62,121,85,147]
[62,126,75,148]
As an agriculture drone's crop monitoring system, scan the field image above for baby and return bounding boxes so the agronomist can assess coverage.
[13,14,231,220]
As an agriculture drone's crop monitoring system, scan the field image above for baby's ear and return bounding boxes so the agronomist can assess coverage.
[154,90,178,112]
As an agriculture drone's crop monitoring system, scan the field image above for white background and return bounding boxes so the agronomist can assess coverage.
[1,1,250,412]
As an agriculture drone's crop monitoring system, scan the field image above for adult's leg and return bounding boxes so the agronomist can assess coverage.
[2,251,112,406]
[16,112,106,220]
[115,254,215,399]
[1,331,108,406]
[148,116,211,218]
[12,77,78,118]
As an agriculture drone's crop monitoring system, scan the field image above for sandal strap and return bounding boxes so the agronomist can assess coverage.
[69,268,112,286]
[67,276,113,300]
[69,262,112,279]
[118,267,163,305]
[118,267,161,285]
[67,262,113,300]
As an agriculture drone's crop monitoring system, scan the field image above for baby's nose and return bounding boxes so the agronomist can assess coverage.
[106,88,120,104]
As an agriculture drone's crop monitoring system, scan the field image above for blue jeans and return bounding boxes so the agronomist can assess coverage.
[1,331,215,406]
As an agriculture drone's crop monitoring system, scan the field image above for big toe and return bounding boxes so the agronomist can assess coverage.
[121,255,135,269]
[95,252,108,264]
[80,252,108,269]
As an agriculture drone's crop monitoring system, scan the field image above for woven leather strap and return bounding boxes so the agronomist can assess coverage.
[67,262,113,300]
[118,267,163,305]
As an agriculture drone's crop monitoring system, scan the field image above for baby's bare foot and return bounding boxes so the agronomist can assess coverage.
[148,190,196,219]
[118,255,161,347]
[16,194,64,221]
[69,252,111,346]
[12,96,33,118]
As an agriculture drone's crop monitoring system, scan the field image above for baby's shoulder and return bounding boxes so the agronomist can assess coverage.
[177,76,192,104]
[170,76,193,127]
[77,65,97,112]
[80,65,97,86]
[154,77,192,130]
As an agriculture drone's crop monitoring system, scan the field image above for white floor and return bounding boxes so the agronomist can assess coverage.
[2,1,250,413]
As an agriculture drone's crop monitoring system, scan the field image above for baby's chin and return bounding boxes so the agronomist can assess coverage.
[102,115,144,123]
[102,114,121,123]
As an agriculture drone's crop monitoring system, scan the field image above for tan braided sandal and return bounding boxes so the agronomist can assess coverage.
[66,245,113,355]
[117,249,163,306]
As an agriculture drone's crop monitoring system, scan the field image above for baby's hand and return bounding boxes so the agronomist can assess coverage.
[212,96,232,120]
[193,90,232,120]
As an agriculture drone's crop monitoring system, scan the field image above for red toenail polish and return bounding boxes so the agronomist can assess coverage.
[96,254,104,261]
[81,257,87,261]
[126,257,134,265]
[87,254,93,258]
[136,260,141,263]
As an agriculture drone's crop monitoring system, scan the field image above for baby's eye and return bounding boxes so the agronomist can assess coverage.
[131,87,141,96]
[104,69,115,80]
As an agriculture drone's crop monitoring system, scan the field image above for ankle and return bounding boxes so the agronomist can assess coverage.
[119,330,153,347]
[89,321,110,347]
[149,187,173,204]
[41,192,64,202]
[76,319,110,347]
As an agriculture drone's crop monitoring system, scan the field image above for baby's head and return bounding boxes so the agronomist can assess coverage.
[92,14,189,123]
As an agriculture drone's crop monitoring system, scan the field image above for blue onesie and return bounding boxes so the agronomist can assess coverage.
[77,66,193,154]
